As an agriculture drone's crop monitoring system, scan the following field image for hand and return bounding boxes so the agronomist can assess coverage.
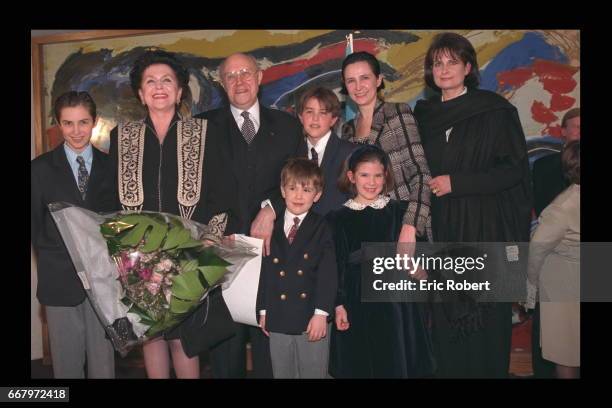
[221,234,235,246]
[202,239,216,247]
[306,315,327,342]
[410,266,428,281]
[524,279,537,310]
[259,314,269,337]
[335,305,350,331]
[429,175,452,197]
[250,206,275,256]
[397,224,416,257]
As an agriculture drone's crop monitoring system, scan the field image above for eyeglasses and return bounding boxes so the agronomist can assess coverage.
[223,68,256,84]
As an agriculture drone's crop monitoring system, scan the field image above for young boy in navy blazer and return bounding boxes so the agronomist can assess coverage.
[257,158,338,378]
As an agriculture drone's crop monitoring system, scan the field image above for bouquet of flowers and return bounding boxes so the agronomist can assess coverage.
[49,202,256,356]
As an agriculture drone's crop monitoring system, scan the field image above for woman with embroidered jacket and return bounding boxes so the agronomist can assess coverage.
[413,32,532,378]
[108,49,239,378]
[340,51,432,249]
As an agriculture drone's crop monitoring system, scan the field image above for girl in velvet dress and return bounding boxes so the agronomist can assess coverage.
[328,145,435,378]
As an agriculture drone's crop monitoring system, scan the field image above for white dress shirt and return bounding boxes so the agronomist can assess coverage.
[230,100,261,134]
[307,130,332,166]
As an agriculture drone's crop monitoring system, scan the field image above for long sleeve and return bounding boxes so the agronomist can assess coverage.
[384,104,432,236]
[328,212,349,307]
[527,201,568,286]
[30,162,43,248]
[202,125,242,235]
[268,123,306,215]
[313,222,338,315]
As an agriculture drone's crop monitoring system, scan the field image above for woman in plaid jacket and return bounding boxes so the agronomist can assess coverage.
[340,51,432,246]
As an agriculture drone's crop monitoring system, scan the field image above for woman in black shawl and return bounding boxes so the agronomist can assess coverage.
[414,32,532,378]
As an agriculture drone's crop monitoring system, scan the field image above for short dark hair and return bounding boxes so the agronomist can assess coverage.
[338,144,394,196]
[424,32,480,92]
[340,51,385,95]
[129,49,191,105]
[298,86,341,118]
[281,158,324,192]
[561,140,580,185]
[53,91,97,123]
[562,107,580,128]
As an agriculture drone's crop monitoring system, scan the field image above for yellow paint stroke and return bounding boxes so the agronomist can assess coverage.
[166,30,333,57]
[73,30,333,58]
[381,30,526,102]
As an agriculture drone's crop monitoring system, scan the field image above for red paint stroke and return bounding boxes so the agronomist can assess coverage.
[261,39,380,84]
[498,67,533,89]
[533,59,578,94]
[531,100,558,124]
[546,124,563,138]
[549,93,575,112]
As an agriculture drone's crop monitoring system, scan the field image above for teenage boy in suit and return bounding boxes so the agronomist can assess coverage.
[31,91,115,378]
[297,86,356,216]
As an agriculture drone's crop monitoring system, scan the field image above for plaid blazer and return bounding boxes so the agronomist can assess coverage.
[342,101,432,240]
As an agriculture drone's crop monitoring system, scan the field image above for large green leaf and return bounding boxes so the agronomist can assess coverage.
[179,259,199,274]
[161,226,190,250]
[171,269,206,301]
[198,265,228,286]
[118,215,167,249]
[176,239,204,250]
[169,296,198,314]
[141,224,168,253]
[197,248,231,267]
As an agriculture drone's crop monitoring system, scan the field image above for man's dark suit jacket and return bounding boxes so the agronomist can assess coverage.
[257,211,337,334]
[298,132,356,216]
[532,152,569,217]
[195,104,304,233]
[31,144,113,306]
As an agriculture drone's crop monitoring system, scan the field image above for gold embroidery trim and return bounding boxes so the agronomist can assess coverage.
[117,121,146,211]
[177,118,207,219]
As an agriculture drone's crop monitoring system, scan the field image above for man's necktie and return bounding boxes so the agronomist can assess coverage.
[76,155,89,200]
[241,111,256,144]
[310,147,319,165]
[287,216,300,244]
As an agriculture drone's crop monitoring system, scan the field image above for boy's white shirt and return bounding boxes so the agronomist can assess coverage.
[306,130,332,166]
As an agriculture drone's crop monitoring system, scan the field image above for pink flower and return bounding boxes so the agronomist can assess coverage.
[150,272,164,284]
[138,267,153,281]
[122,251,140,271]
[161,259,174,271]
[145,282,160,295]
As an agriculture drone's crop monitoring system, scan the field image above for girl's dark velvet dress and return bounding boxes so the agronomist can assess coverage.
[328,198,435,378]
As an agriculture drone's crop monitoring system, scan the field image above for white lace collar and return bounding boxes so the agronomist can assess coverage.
[343,195,390,210]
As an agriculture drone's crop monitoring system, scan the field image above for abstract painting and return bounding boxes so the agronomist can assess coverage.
[33,29,579,163]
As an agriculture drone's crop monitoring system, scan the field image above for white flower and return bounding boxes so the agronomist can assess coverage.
[161,259,174,271]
